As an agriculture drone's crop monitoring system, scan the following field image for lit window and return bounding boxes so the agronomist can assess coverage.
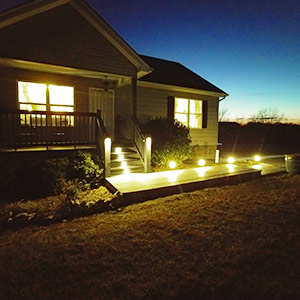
[18,81,74,126]
[175,98,202,128]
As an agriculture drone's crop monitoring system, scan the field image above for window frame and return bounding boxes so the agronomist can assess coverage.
[174,97,203,129]
[17,81,75,127]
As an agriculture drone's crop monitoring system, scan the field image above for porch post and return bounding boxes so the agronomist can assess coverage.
[144,136,152,173]
[132,75,137,117]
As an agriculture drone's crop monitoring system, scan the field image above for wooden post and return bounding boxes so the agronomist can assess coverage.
[144,136,152,173]
[104,137,111,177]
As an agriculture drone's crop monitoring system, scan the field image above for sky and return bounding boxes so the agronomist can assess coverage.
[1,0,300,121]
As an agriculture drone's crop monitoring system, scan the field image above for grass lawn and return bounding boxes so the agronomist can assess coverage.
[0,174,300,299]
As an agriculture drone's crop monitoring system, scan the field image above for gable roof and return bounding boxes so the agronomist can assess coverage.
[0,0,151,77]
[139,55,227,96]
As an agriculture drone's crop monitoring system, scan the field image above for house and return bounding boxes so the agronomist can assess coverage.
[0,0,228,176]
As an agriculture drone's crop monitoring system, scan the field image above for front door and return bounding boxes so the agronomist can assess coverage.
[89,88,114,140]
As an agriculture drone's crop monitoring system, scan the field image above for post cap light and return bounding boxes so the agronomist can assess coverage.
[146,137,152,150]
[169,161,177,169]
[104,137,111,149]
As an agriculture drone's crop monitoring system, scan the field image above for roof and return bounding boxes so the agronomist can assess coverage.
[139,55,227,96]
[0,0,151,77]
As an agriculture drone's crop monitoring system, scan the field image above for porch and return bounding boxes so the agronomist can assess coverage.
[105,161,286,202]
[0,109,151,177]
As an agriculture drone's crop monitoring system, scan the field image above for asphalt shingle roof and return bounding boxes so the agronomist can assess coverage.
[139,54,227,95]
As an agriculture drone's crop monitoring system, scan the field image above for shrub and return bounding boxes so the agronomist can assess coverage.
[0,151,104,203]
[142,117,192,168]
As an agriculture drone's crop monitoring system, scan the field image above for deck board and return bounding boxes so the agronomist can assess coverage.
[106,163,286,202]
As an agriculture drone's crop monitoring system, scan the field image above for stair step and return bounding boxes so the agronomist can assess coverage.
[109,141,145,176]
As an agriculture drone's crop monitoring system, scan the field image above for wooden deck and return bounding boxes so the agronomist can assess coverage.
[105,163,286,202]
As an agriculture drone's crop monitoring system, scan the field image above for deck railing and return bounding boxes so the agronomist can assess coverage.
[95,110,111,177]
[0,109,99,149]
[131,116,151,173]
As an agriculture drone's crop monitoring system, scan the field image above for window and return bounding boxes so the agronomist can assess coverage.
[175,98,203,128]
[18,81,74,126]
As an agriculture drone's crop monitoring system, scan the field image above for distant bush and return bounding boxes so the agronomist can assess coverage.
[142,117,192,168]
[0,151,104,203]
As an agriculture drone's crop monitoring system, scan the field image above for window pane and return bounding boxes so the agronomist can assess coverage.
[189,114,202,128]
[50,106,74,112]
[18,82,47,104]
[20,104,46,111]
[175,113,188,126]
[49,85,74,106]
[175,98,188,113]
[190,100,202,114]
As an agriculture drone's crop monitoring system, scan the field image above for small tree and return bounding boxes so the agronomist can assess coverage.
[218,108,229,122]
[251,107,285,123]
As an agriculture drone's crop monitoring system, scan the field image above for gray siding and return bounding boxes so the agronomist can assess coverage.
[0,4,136,77]
[0,67,104,112]
[136,86,219,149]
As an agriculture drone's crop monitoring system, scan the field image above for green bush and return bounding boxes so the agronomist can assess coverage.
[0,151,104,203]
[142,117,192,168]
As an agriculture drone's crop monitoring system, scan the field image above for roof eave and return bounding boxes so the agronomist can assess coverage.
[137,81,228,98]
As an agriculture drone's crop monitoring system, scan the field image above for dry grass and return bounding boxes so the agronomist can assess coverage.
[0,174,300,299]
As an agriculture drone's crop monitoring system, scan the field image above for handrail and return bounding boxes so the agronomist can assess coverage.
[131,116,151,173]
[95,110,111,177]
[0,109,97,117]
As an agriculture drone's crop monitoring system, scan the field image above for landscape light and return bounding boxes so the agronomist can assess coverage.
[227,156,235,164]
[115,147,121,154]
[169,161,177,169]
[118,154,124,161]
[198,159,206,166]
[254,155,261,162]
[123,168,130,174]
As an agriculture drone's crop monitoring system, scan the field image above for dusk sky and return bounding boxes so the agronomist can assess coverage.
[1,0,299,121]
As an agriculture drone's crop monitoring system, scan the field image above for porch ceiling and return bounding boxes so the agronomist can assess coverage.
[0,57,131,87]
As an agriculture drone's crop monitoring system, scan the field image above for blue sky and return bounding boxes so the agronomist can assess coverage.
[1,0,300,121]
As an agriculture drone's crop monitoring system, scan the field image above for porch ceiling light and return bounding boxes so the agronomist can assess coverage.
[169,161,177,169]
[198,159,206,166]
[227,156,235,164]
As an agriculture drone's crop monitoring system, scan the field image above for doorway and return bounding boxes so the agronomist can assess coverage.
[89,88,114,140]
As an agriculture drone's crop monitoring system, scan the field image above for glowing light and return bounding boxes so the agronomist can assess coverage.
[169,161,177,169]
[227,157,235,164]
[226,164,235,173]
[123,168,130,174]
[195,166,211,177]
[254,155,261,162]
[121,161,127,168]
[146,137,152,150]
[115,147,122,154]
[104,137,111,149]
[215,149,220,164]
[118,154,124,161]
[166,170,183,182]
[198,159,206,166]
[252,164,262,170]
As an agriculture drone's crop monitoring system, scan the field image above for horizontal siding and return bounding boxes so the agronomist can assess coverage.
[137,86,219,146]
[0,5,136,76]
